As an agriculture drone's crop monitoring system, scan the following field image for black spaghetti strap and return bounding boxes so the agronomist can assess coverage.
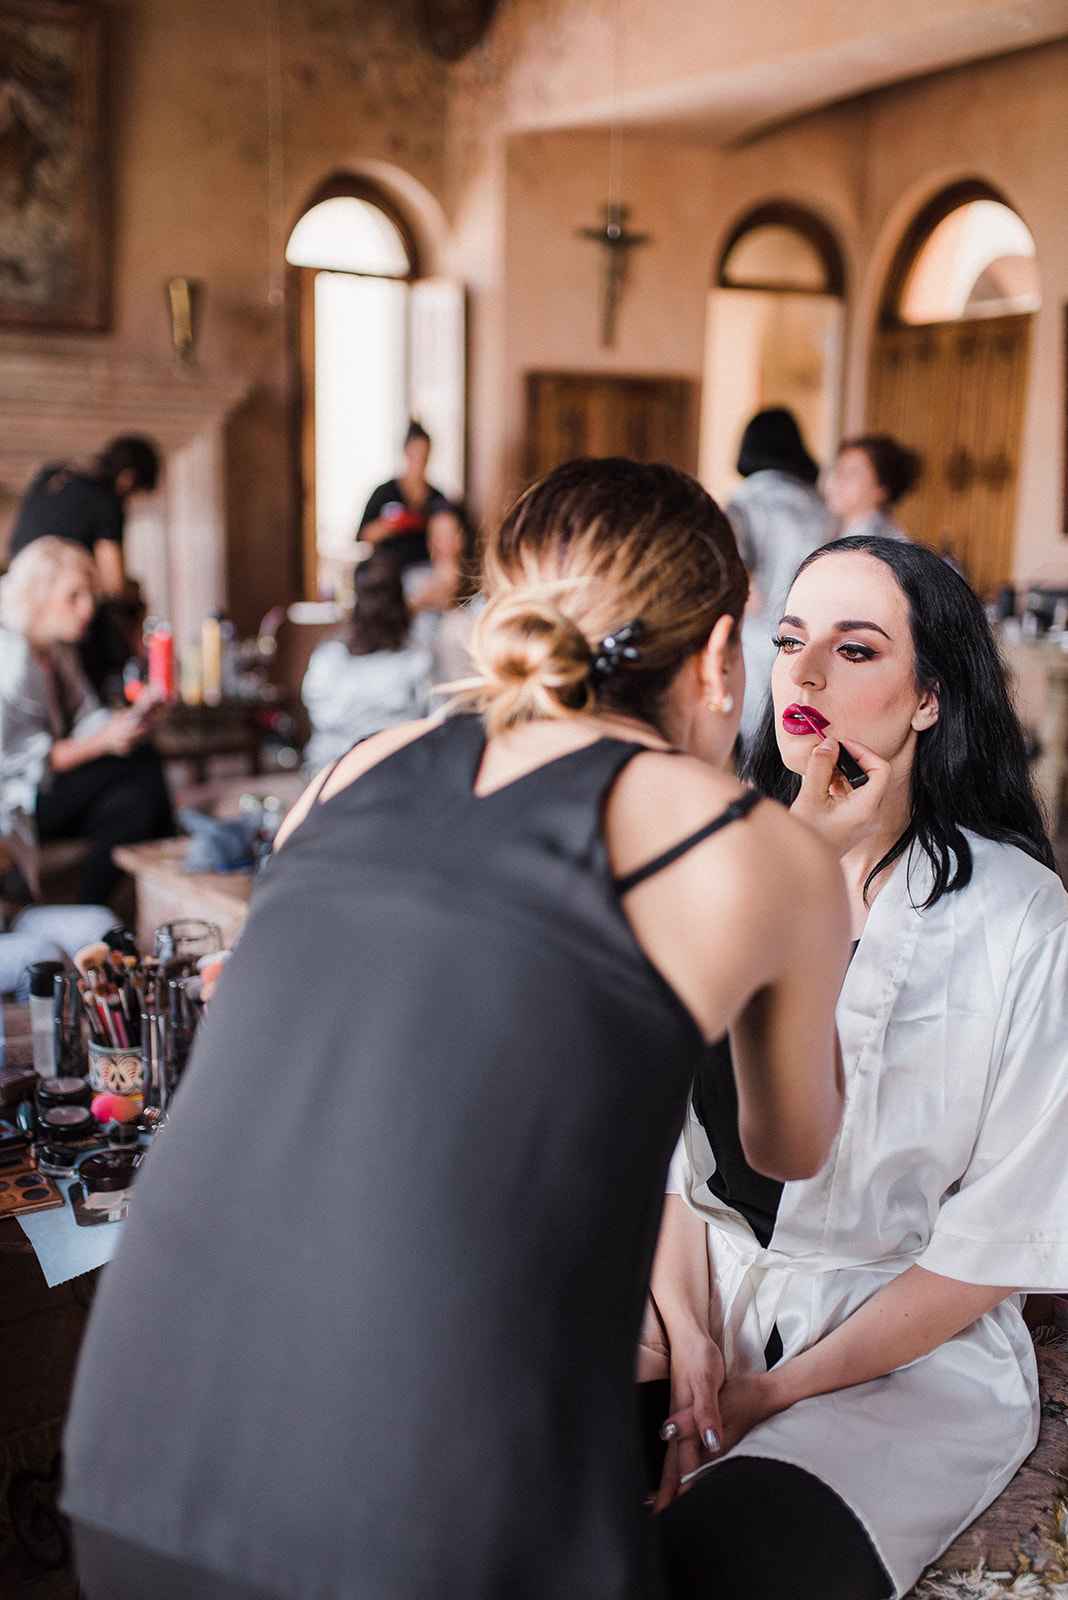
[614,789,762,895]
[309,758,341,805]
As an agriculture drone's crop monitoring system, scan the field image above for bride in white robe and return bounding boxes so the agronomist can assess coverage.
[646,534,1068,1600]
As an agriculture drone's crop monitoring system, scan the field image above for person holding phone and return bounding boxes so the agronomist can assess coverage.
[357,420,449,570]
[0,538,173,904]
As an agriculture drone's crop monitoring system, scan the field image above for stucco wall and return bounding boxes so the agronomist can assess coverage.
[472,39,1068,585]
[1,2,1065,631]
[0,0,451,634]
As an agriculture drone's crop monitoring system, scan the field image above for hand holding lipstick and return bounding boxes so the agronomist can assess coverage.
[789,729,890,857]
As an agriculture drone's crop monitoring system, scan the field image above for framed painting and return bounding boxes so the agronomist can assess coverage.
[0,0,107,329]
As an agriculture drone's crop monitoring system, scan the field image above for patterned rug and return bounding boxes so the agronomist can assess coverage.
[909,1337,1068,1598]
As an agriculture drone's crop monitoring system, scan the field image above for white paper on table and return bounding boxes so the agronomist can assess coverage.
[17,1180,124,1287]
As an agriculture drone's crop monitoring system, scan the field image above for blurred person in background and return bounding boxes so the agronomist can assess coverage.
[9,435,161,696]
[357,420,449,571]
[825,435,921,542]
[0,539,172,905]
[726,408,835,746]
[406,503,482,686]
[301,553,432,773]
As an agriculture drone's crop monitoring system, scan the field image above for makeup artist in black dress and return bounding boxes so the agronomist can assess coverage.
[63,460,868,1600]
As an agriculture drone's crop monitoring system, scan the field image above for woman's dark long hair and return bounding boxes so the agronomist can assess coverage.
[346,554,411,656]
[743,535,1053,906]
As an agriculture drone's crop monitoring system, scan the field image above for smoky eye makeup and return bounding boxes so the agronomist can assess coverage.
[837,641,878,661]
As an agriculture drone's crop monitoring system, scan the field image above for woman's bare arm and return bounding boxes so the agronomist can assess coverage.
[607,753,850,1180]
[647,1196,725,1508]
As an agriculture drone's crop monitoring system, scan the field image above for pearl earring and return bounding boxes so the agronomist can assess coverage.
[708,693,734,715]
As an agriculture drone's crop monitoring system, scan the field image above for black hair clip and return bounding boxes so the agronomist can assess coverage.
[592,619,646,679]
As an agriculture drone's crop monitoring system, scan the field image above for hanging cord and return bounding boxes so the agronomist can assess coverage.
[266,0,286,307]
[606,0,628,221]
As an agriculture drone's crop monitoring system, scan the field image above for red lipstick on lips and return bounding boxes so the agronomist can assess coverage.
[782,703,828,737]
[781,703,869,788]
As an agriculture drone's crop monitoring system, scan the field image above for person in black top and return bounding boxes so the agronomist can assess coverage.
[357,419,448,569]
[63,459,858,1600]
[10,436,161,694]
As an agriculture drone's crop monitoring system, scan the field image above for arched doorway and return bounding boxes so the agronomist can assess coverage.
[699,202,845,505]
[868,182,1039,595]
[287,177,464,599]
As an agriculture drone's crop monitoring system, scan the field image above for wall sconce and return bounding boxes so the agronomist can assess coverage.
[166,277,202,367]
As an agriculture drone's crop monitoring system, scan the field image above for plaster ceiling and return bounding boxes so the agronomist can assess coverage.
[507,0,1068,144]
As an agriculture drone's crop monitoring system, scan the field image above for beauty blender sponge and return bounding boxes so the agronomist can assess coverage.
[90,1091,142,1124]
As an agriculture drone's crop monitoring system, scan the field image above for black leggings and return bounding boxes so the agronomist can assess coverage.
[641,1382,892,1600]
[36,744,174,904]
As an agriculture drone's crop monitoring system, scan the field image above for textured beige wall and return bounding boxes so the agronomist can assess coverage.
[451,0,1068,141]
[468,40,1068,584]
[2,1,1065,627]
[0,0,451,633]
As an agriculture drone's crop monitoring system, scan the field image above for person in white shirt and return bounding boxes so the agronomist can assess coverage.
[301,553,432,773]
[725,408,836,746]
[648,533,1068,1600]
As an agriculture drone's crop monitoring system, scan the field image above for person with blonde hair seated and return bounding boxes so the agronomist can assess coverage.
[63,458,864,1600]
[0,538,173,904]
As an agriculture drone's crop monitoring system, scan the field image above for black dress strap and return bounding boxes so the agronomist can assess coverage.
[614,789,761,896]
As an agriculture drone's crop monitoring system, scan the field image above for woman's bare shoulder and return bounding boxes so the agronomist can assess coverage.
[606,749,842,901]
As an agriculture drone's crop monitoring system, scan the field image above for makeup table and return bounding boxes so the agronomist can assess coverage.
[999,635,1068,831]
[0,1006,127,1288]
[112,836,254,953]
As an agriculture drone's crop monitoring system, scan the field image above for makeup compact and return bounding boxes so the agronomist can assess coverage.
[0,1065,38,1111]
[79,1149,141,1193]
[37,1104,97,1146]
[35,1076,91,1114]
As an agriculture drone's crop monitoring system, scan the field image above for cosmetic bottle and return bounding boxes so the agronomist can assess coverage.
[27,961,63,1076]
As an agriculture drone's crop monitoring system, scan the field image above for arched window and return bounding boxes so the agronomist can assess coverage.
[700,203,845,505]
[289,179,464,598]
[869,182,1039,594]
[717,204,844,296]
[286,196,413,278]
[881,182,1040,327]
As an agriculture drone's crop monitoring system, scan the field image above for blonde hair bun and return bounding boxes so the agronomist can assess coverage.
[462,458,747,736]
[471,589,596,735]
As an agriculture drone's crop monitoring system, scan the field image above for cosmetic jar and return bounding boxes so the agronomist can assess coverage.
[37,1104,96,1145]
[35,1076,92,1114]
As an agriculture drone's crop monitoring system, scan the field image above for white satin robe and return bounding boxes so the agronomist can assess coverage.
[672,833,1068,1597]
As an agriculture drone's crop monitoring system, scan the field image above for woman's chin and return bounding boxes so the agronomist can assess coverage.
[773,732,806,777]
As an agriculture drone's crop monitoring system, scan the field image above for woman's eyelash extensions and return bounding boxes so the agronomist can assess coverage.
[771,634,877,663]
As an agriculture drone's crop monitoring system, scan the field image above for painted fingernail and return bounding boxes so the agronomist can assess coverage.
[659,1420,679,1442]
[703,1427,721,1452]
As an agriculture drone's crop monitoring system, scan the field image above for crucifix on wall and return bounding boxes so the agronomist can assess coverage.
[577,203,650,347]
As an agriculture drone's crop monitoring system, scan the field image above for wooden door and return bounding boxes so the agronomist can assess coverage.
[867,313,1032,597]
[525,372,698,481]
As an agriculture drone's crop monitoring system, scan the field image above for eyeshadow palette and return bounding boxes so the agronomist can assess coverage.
[0,1154,62,1218]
